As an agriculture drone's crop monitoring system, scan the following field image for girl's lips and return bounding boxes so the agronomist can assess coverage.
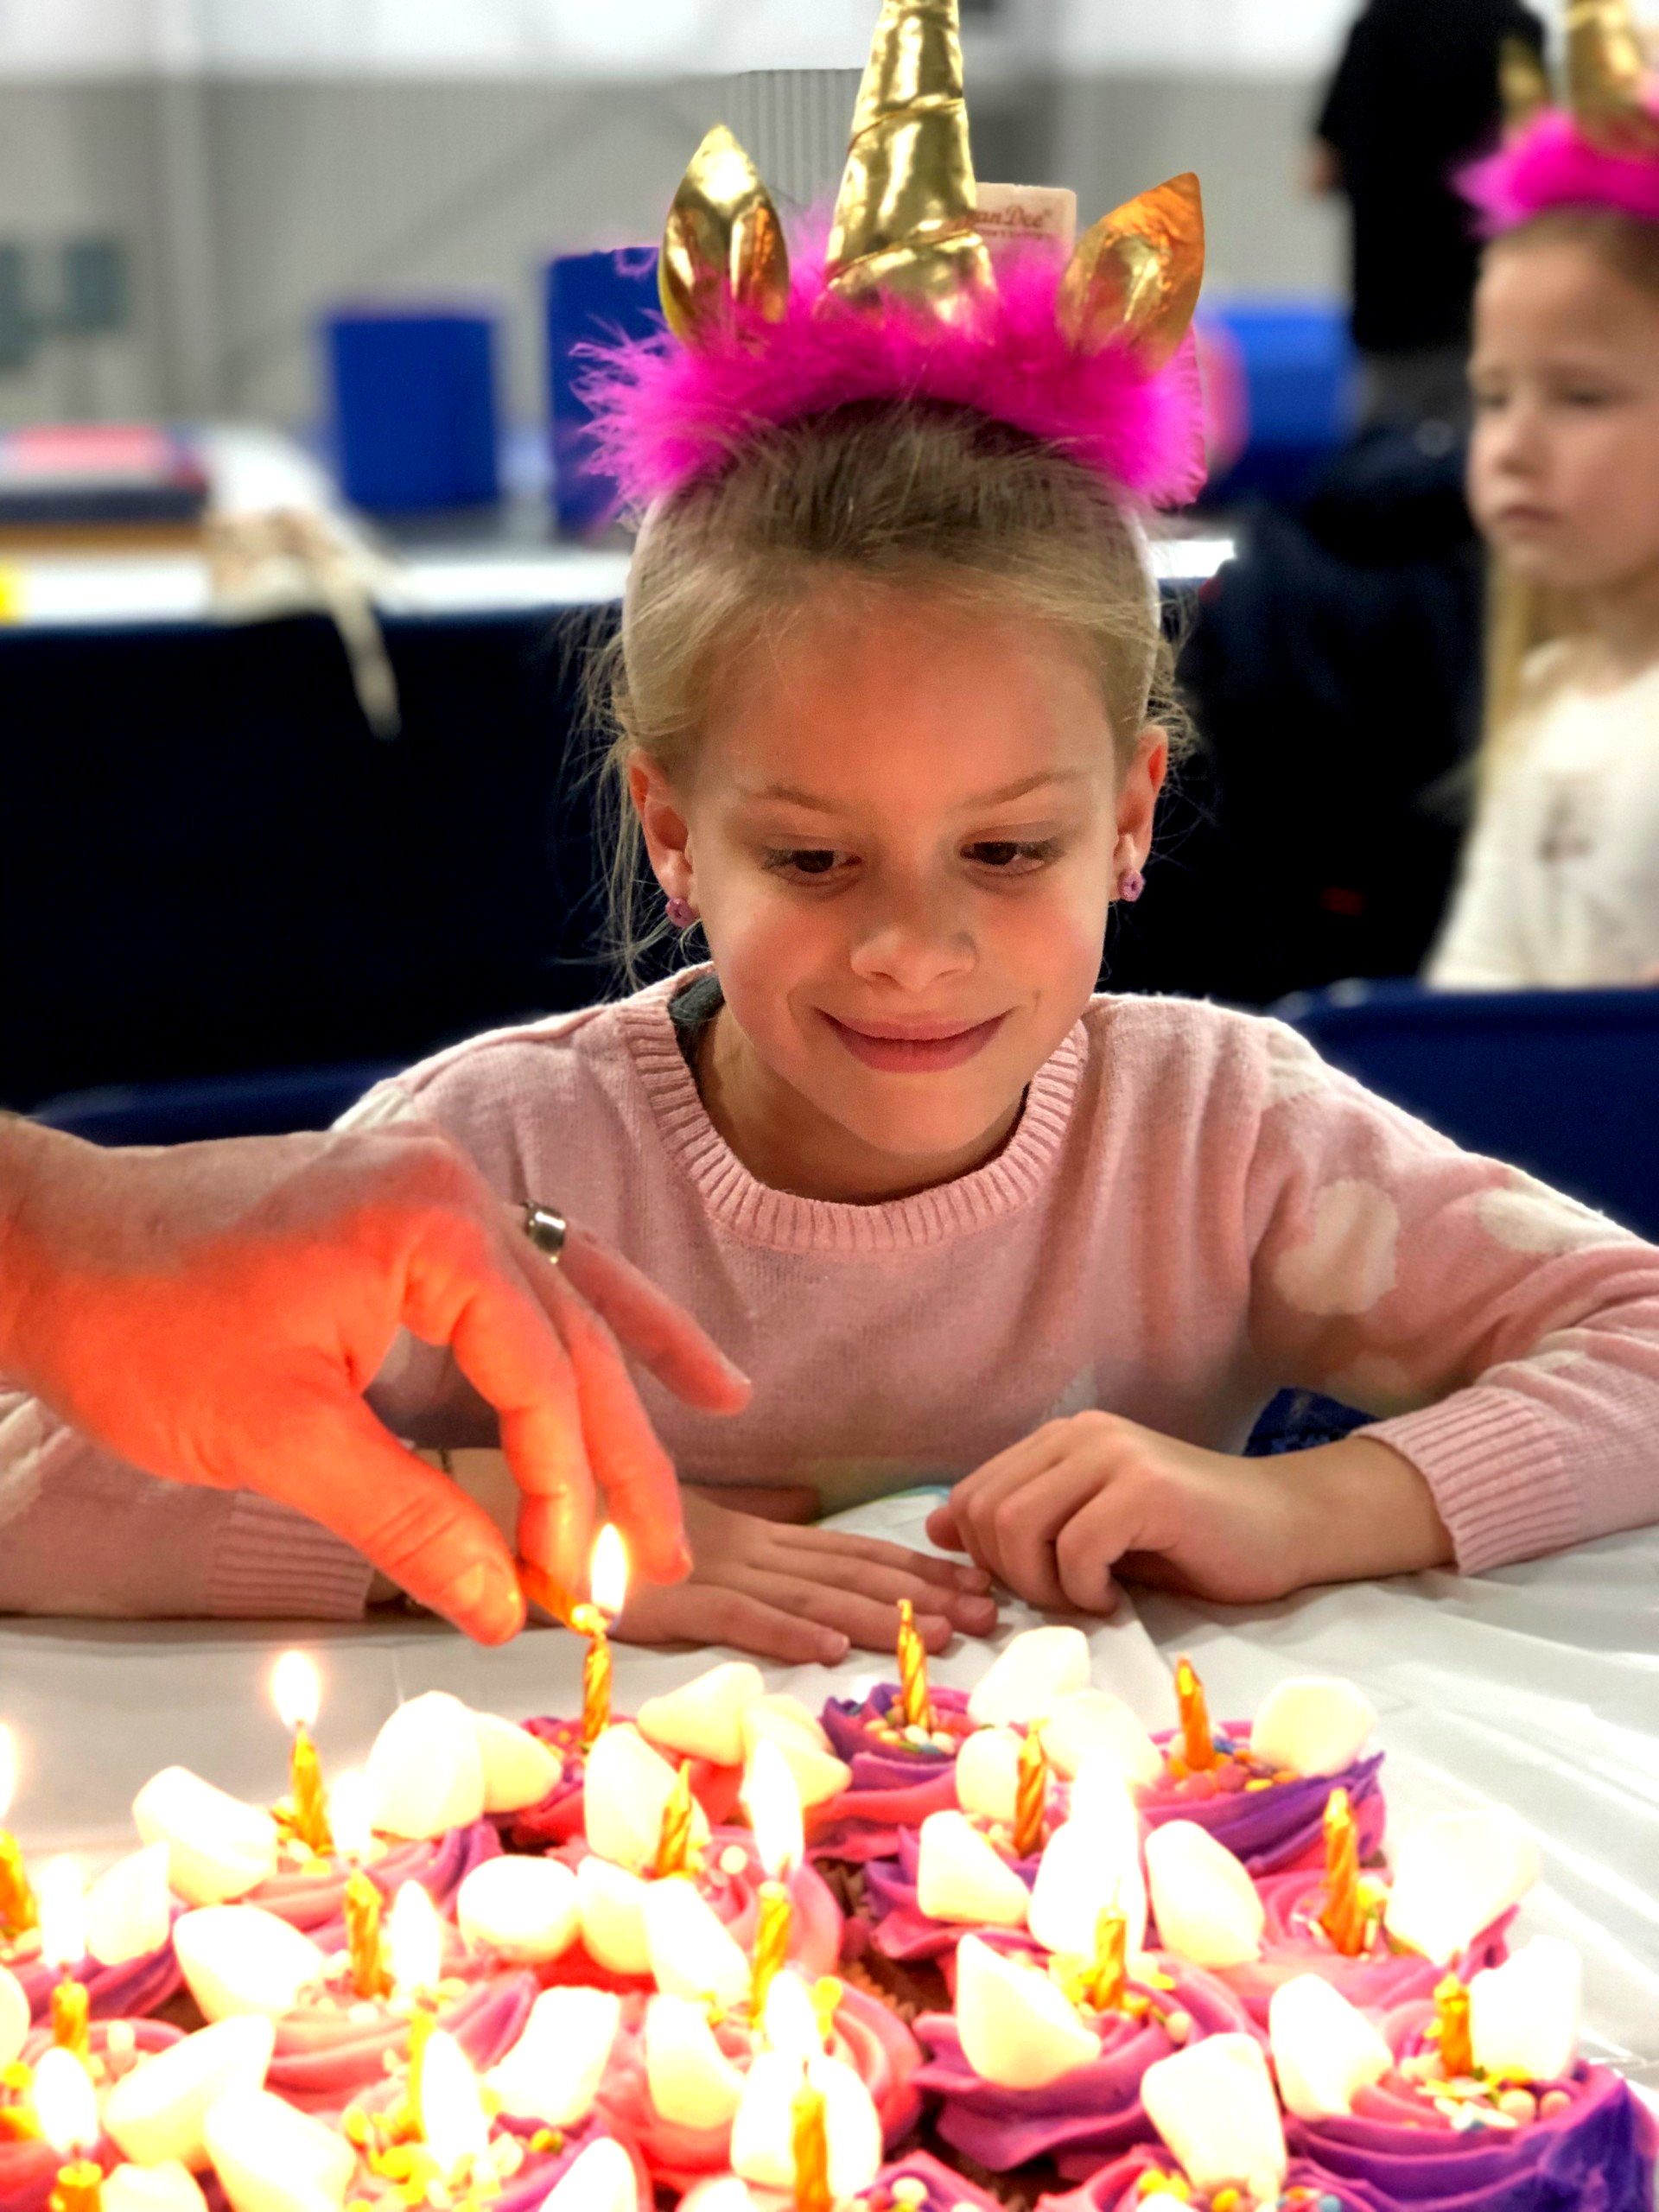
[823,1013,1007,1071]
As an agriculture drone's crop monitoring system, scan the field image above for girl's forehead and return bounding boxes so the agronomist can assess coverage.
[1478,236,1659,347]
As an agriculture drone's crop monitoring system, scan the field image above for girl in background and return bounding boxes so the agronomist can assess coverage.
[1431,0,1659,986]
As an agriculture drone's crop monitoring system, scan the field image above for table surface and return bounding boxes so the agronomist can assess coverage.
[2,1491,1654,2088]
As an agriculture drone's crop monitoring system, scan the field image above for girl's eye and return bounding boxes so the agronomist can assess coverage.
[1562,388,1615,408]
[761,848,847,880]
[966,838,1061,874]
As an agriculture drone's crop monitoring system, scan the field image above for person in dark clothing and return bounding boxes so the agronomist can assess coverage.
[1311,0,1546,427]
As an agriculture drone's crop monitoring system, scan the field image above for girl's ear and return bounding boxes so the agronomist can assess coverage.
[628,753,696,905]
[1113,726,1168,871]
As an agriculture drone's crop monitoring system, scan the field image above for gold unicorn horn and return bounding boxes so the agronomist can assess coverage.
[823,0,994,316]
[1057,173,1205,368]
[659,125,790,346]
[1567,0,1659,152]
[1497,34,1552,134]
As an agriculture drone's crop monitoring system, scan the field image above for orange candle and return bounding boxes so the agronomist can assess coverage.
[1088,1906,1128,2012]
[289,1725,334,1857]
[751,1883,791,2018]
[573,1524,628,1751]
[344,1869,390,2000]
[405,2003,435,2126]
[48,2161,102,2212]
[895,1600,933,1732]
[654,1762,696,1878]
[790,2075,832,2212]
[1012,1730,1048,1859]
[50,1981,90,2064]
[1317,1789,1366,1957]
[1174,1657,1217,1773]
[0,1834,36,1940]
[1434,1975,1473,2078]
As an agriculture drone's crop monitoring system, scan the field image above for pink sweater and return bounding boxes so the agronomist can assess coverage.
[4,974,1658,1616]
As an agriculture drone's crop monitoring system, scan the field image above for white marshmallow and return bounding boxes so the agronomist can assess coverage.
[1141,2035,1288,2200]
[456,1855,580,1964]
[1039,1691,1162,1789]
[87,1843,173,1967]
[953,1729,1023,1827]
[471,1712,563,1815]
[1469,1937,1582,2083]
[203,2087,353,2212]
[1249,1679,1376,1779]
[643,1877,751,2011]
[1269,1974,1392,2120]
[1143,1822,1263,1969]
[1383,1810,1539,1965]
[585,1726,709,1876]
[365,1693,486,1840]
[955,1934,1098,2089]
[487,1986,621,2127]
[133,1770,278,1908]
[576,1854,652,1976]
[915,1811,1030,1929]
[645,1993,747,2128]
[639,1664,766,1770]
[102,2015,277,2171]
[173,1907,326,2024]
[968,1628,1091,1728]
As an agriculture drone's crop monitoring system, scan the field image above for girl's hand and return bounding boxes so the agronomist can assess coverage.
[610,1484,1000,1666]
[925,1412,1452,1611]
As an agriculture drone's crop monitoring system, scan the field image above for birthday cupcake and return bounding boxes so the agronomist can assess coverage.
[0,2012,189,2212]
[3,1844,183,2027]
[593,1975,923,2193]
[683,2149,1007,2212]
[1037,2145,1380,2211]
[913,1933,1262,2181]
[1278,1948,1658,2211]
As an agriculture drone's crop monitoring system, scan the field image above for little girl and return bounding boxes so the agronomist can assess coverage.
[5,0,1659,1656]
[1430,1,1659,986]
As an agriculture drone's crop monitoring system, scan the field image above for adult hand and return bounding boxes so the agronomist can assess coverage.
[0,1119,748,1641]
[925,1412,1451,1611]
[605,1484,999,1665]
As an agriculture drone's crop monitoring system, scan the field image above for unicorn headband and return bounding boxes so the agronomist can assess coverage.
[1463,0,1659,232]
[580,0,1207,513]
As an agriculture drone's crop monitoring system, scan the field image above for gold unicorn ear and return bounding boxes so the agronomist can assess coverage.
[823,0,994,317]
[1057,173,1205,368]
[1498,33,1553,134]
[659,125,791,346]
[1567,0,1659,152]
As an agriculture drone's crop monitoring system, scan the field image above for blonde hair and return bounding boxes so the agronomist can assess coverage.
[588,399,1187,981]
[1477,206,1659,797]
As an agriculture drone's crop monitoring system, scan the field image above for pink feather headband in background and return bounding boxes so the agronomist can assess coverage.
[575,239,1210,520]
[1462,102,1659,234]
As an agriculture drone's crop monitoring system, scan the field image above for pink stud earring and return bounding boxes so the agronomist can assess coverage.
[1116,867,1146,905]
[665,894,697,930]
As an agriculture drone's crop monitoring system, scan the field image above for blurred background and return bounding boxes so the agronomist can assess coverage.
[17,0,1639,1241]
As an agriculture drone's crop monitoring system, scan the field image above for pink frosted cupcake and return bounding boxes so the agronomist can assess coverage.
[913,1935,1262,2179]
[246,1818,501,1936]
[1285,1990,1658,2211]
[594,1978,922,2193]
[1037,2145,1382,2209]
[0,2017,185,2212]
[813,1686,975,1867]
[681,2150,1007,2212]
[509,1718,745,1849]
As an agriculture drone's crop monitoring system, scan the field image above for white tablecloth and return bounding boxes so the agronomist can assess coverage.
[2,1492,1655,2088]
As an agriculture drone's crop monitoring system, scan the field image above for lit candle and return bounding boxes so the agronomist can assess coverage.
[572,1525,628,1750]
[1174,1657,1217,1774]
[330,1773,388,2001]
[1317,1789,1366,1958]
[744,1739,804,2018]
[895,1600,933,1732]
[418,2029,488,2179]
[35,2046,102,2212]
[389,1880,443,2123]
[0,1726,38,1938]
[1088,1904,1128,2012]
[1012,1728,1048,1859]
[270,1654,331,1857]
[1433,1974,1474,2078]
[39,1860,90,2061]
[654,1763,696,1880]
[790,2077,832,2212]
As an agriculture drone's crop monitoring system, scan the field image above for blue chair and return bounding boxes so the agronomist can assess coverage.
[1203,296,1356,507]
[1277,981,1659,1243]
[31,1062,404,1147]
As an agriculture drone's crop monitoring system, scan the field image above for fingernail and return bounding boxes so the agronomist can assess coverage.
[821,1632,850,1662]
[955,1594,1000,1629]
[452,1560,524,1644]
[955,1564,993,1589]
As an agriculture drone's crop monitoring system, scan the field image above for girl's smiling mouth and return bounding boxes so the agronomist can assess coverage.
[821,1011,1009,1071]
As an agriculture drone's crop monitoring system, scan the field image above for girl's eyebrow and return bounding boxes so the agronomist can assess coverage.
[742,769,1088,812]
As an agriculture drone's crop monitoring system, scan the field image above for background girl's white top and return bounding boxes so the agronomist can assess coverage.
[1431,649,1659,989]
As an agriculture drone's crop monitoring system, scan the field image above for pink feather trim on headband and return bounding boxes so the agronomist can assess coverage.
[575,246,1207,514]
[1461,103,1659,233]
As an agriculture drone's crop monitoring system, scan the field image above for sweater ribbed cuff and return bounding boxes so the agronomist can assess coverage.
[205,1491,376,1620]
[1365,1389,1581,1576]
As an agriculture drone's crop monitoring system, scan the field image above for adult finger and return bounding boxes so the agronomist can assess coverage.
[616,1583,849,1665]
[263,1388,525,1642]
[531,1220,751,1414]
[534,1266,688,1582]
[403,1217,597,1589]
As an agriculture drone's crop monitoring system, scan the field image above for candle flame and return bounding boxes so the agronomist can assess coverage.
[389,1878,442,1997]
[271,1650,321,1732]
[418,2027,489,2175]
[33,2046,98,2158]
[37,1859,86,1973]
[762,1970,823,2067]
[590,1523,629,1618]
[0,1726,15,1822]
[745,1738,804,1882]
[329,1770,374,1862]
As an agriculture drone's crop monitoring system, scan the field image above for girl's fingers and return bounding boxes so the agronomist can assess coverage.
[779,1526,993,1591]
[1053,1489,1135,1614]
[616,1581,848,1664]
[969,1455,1105,1609]
[740,1570,955,1654]
[766,1535,999,1632]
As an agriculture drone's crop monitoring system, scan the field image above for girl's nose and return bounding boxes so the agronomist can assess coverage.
[847,885,975,993]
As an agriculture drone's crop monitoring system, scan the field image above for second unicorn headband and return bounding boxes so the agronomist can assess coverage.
[1465,0,1659,232]
[579,0,1208,515]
